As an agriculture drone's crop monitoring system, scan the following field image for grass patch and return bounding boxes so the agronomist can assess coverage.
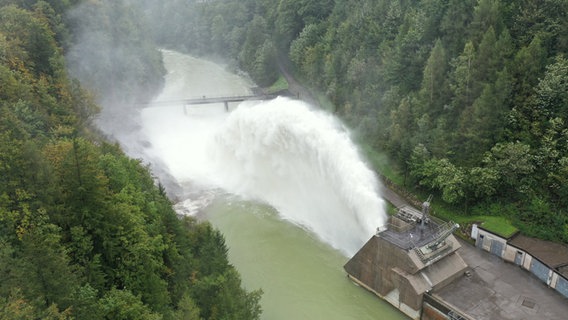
[478,216,518,238]
[267,76,288,93]
[385,201,397,216]
[434,210,517,239]
[425,203,518,239]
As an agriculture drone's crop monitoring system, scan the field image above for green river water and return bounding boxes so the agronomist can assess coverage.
[136,50,407,319]
[207,198,405,319]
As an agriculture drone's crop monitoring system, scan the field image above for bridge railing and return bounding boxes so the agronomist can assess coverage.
[142,94,278,108]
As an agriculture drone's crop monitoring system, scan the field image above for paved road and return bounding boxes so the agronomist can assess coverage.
[380,184,409,209]
[279,61,320,108]
[437,238,568,320]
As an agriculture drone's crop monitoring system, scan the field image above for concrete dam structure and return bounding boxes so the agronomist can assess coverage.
[344,196,568,320]
[344,200,468,320]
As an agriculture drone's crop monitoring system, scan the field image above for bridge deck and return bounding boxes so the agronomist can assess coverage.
[144,94,277,107]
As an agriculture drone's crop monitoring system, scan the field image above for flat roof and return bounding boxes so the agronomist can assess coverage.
[509,234,568,274]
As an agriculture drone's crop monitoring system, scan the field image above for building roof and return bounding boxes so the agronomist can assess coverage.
[435,238,568,320]
[509,234,568,273]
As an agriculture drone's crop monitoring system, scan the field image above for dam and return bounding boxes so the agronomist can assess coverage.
[344,199,467,319]
[344,196,568,320]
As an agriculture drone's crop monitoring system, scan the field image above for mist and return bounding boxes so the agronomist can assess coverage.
[65,1,387,255]
[65,0,164,151]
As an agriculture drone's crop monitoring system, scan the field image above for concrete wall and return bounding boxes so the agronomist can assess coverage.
[551,273,559,289]
[392,271,421,310]
[503,244,518,263]
[344,236,417,297]
[522,254,532,270]
[503,245,530,267]
[346,233,469,320]
[344,236,424,319]
[377,236,420,274]
[476,228,507,257]
[470,224,478,240]
[421,294,473,320]
[422,303,448,320]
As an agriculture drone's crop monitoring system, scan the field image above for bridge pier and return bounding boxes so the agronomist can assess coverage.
[224,101,229,112]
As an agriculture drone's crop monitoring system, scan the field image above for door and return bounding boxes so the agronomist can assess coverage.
[530,259,550,283]
[490,240,504,257]
[514,251,523,265]
[556,276,568,299]
[476,234,484,248]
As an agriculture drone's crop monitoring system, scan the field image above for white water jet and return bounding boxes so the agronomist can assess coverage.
[209,97,386,255]
[141,96,385,256]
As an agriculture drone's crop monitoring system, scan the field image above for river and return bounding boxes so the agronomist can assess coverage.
[125,50,406,319]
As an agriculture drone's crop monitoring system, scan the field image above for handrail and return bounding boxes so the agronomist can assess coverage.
[142,94,278,107]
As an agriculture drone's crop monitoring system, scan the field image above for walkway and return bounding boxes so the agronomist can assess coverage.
[143,94,276,108]
[380,184,410,208]
[278,60,320,108]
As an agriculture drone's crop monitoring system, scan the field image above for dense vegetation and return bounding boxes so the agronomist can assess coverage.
[0,1,261,319]
[143,0,568,243]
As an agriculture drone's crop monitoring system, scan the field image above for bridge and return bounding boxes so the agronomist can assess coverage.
[142,94,278,113]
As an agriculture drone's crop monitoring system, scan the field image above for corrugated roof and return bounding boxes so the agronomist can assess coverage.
[509,234,568,271]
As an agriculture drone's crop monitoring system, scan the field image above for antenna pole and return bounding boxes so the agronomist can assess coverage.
[420,195,433,230]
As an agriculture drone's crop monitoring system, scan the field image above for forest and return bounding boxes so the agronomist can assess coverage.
[137,0,568,243]
[1,0,567,317]
[0,1,261,319]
